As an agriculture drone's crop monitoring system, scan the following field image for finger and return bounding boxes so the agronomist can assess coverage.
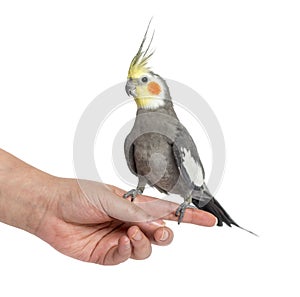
[108,185,217,227]
[135,195,217,226]
[127,226,152,260]
[152,226,174,246]
[103,235,132,265]
[163,208,217,227]
[133,221,173,246]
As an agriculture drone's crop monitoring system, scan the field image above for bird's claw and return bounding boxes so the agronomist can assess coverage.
[175,201,190,224]
[123,188,143,202]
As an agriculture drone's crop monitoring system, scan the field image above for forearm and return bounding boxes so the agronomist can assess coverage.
[0,149,56,234]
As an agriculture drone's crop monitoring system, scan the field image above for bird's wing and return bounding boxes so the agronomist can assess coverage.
[124,134,137,176]
[172,124,205,189]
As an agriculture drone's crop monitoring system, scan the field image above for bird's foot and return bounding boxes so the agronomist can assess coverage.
[175,201,191,224]
[123,188,143,202]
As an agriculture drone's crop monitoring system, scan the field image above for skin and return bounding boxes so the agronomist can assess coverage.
[0,149,216,265]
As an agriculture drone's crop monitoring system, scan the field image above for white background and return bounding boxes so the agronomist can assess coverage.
[0,1,299,296]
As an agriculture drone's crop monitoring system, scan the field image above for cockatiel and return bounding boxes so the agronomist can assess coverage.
[123,21,255,235]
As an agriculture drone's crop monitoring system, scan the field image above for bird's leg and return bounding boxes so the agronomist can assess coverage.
[123,177,147,202]
[175,196,193,224]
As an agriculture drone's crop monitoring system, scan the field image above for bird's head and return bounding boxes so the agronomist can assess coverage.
[126,21,171,110]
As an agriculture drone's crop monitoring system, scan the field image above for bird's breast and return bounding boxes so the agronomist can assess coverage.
[133,133,179,192]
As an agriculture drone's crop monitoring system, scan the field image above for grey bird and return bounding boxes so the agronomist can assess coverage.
[123,23,256,235]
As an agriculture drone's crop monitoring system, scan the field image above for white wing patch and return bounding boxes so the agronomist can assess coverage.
[181,148,204,187]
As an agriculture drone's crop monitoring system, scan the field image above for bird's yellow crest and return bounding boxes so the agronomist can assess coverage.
[128,19,154,79]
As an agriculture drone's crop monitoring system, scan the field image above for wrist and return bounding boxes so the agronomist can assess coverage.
[0,149,58,235]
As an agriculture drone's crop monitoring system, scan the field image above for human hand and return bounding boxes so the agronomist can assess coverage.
[36,179,216,265]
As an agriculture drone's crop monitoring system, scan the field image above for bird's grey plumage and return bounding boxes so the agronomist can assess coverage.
[125,103,207,200]
[172,124,205,188]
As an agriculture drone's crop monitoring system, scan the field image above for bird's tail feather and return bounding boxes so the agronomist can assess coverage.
[192,196,258,236]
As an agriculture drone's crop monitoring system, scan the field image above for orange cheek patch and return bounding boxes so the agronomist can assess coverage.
[147,81,161,95]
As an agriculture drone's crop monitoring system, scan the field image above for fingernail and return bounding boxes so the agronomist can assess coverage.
[132,228,142,241]
[160,228,169,241]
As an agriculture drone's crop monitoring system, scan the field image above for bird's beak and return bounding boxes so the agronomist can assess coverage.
[125,79,137,97]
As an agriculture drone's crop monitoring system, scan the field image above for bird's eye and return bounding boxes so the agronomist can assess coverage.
[141,76,148,83]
